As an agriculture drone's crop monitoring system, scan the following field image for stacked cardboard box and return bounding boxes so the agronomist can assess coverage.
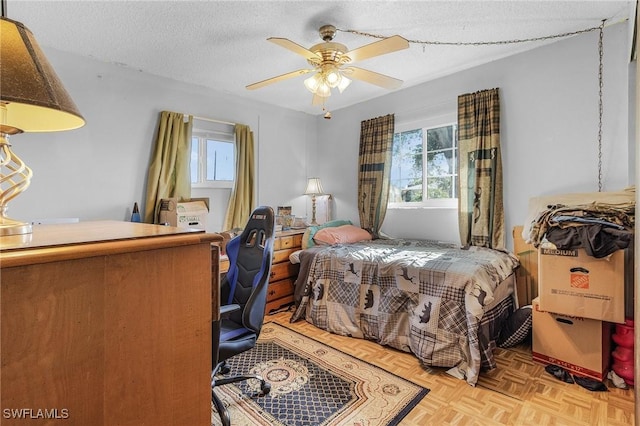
[532,298,612,381]
[538,247,625,324]
[533,247,625,380]
[513,225,627,380]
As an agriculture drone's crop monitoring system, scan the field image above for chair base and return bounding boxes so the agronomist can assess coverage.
[211,361,271,426]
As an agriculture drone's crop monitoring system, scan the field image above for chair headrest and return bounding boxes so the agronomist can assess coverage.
[239,206,275,244]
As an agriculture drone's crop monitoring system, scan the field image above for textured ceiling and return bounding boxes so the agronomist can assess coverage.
[6,0,633,116]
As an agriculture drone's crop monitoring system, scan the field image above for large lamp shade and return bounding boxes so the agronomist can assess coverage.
[304,177,324,196]
[1,17,85,134]
[0,16,85,236]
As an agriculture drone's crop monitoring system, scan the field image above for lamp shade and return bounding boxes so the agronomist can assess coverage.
[304,177,324,196]
[0,17,85,134]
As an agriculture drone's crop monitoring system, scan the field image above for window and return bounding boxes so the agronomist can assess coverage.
[190,121,235,189]
[389,122,458,208]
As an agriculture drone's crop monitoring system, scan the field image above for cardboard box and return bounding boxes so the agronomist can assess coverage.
[538,247,625,323]
[513,226,538,306]
[158,198,209,230]
[532,298,612,381]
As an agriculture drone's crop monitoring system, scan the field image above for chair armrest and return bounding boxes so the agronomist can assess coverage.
[220,304,241,319]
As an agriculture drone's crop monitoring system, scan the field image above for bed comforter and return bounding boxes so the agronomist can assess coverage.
[290,239,519,385]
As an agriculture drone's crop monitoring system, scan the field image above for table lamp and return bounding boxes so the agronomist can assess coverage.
[0,14,85,236]
[304,177,324,226]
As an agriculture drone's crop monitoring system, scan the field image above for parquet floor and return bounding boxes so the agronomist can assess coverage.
[267,309,635,426]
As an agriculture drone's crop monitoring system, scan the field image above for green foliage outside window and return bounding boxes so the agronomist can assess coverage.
[390,124,457,204]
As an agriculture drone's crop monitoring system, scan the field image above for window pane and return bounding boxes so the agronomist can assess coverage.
[205,140,234,181]
[426,149,454,177]
[390,123,457,205]
[427,176,453,199]
[426,126,453,151]
[401,185,422,202]
[390,129,423,202]
[190,137,198,184]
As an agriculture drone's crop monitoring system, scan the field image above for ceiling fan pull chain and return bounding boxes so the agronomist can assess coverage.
[597,20,604,192]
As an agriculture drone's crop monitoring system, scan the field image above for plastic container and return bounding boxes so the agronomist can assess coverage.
[131,202,141,222]
[611,317,634,386]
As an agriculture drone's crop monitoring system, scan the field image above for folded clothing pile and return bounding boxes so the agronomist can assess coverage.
[524,188,635,257]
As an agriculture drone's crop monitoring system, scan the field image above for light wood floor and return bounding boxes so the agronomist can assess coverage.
[266,309,635,426]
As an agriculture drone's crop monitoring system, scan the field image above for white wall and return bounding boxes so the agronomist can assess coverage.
[9,48,316,232]
[9,22,632,248]
[314,22,631,250]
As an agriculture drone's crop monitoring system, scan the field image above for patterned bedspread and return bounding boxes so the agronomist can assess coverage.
[290,239,519,386]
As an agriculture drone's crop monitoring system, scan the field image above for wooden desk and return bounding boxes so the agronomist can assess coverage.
[0,221,221,426]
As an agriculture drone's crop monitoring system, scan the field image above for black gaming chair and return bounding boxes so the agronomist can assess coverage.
[211,206,276,426]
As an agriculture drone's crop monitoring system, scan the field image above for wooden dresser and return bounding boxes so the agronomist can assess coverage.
[217,229,304,313]
[266,229,304,313]
[0,221,221,426]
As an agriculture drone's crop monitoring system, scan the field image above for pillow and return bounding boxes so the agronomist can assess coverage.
[497,305,532,348]
[313,224,372,246]
[288,249,302,264]
[301,219,353,249]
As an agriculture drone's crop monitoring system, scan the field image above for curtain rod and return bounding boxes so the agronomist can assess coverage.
[191,115,236,126]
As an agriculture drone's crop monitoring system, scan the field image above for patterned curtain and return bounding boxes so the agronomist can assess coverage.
[223,124,256,230]
[358,114,394,238]
[143,111,192,223]
[457,88,505,249]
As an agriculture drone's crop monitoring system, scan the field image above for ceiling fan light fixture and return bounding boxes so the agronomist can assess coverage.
[337,75,351,93]
[325,69,341,88]
[316,81,331,97]
[250,24,408,114]
[304,74,321,93]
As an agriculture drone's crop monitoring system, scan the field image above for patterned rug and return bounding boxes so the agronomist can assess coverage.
[211,323,430,426]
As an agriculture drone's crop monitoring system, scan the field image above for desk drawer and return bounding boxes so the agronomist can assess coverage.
[219,255,230,274]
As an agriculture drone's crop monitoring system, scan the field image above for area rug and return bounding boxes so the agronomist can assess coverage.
[211,322,430,426]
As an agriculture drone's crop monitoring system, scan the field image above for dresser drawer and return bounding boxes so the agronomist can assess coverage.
[272,248,298,264]
[267,278,295,303]
[292,233,303,247]
[274,236,291,250]
[274,232,304,249]
[269,261,299,282]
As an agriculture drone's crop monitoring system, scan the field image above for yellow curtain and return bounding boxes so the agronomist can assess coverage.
[143,111,192,223]
[223,124,255,230]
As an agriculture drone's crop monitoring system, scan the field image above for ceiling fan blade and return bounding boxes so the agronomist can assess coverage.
[345,35,409,63]
[344,67,404,89]
[246,69,313,90]
[268,37,321,61]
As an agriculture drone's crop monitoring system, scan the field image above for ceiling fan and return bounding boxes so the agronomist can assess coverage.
[246,25,410,105]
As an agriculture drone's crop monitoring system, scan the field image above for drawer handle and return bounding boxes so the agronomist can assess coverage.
[269,290,276,296]
[270,271,275,278]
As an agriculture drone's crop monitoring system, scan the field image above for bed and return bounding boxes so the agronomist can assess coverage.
[290,237,520,386]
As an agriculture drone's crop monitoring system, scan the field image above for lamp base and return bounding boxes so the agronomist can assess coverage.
[0,216,32,236]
